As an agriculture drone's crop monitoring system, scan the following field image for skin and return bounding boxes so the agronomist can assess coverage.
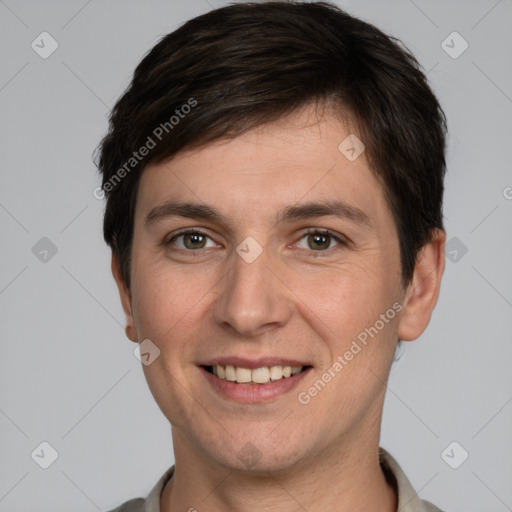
[112,103,445,511]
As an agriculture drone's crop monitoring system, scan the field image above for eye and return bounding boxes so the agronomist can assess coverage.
[166,229,218,250]
[295,229,346,252]
[165,228,347,253]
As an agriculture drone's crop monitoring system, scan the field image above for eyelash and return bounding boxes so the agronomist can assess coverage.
[165,228,347,254]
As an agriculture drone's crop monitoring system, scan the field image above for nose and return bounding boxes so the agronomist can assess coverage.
[211,242,292,338]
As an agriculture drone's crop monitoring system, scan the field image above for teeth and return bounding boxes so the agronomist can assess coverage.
[269,365,283,381]
[211,364,304,384]
[252,367,270,384]
[235,367,252,383]
[225,364,236,382]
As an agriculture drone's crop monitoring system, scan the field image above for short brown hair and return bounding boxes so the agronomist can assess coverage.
[95,1,447,289]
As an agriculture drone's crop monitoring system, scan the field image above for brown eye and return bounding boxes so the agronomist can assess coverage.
[307,233,331,250]
[167,230,215,250]
[182,232,207,249]
[296,229,345,252]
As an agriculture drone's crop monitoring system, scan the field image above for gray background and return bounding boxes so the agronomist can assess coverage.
[1,0,511,510]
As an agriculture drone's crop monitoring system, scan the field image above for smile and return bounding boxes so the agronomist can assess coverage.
[200,359,313,403]
[204,364,307,384]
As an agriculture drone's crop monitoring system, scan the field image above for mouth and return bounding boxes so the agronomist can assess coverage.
[199,358,313,403]
[202,364,312,384]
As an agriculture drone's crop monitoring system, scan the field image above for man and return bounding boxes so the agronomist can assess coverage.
[96,2,447,510]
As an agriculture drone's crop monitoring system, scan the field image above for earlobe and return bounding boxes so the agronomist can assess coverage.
[111,253,138,343]
[397,229,446,342]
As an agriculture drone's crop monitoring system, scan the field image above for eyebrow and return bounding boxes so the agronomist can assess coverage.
[145,199,372,230]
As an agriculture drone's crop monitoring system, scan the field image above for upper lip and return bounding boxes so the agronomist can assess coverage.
[200,356,312,369]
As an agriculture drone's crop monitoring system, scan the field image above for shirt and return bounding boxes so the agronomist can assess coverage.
[107,448,444,512]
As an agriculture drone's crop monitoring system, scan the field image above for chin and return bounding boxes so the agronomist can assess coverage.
[206,433,310,475]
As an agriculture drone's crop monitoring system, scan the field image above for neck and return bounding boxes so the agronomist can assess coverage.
[161,421,397,512]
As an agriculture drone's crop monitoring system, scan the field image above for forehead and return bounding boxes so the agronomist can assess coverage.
[135,106,392,233]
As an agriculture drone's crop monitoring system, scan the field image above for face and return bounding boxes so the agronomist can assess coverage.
[113,104,441,473]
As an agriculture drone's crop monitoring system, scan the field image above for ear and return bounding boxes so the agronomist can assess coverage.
[111,253,138,343]
[397,228,446,342]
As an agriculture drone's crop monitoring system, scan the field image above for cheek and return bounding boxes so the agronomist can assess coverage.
[302,262,393,327]
[130,251,212,340]
[303,267,400,411]
[130,265,211,427]
[294,259,401,386]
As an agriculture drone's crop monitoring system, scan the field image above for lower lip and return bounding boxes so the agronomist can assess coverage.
[200,366,312,403]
